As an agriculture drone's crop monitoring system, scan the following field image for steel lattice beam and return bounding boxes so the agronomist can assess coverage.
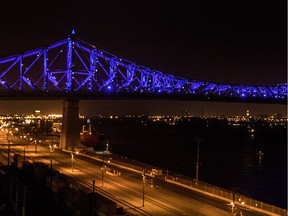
[0,35,286,104]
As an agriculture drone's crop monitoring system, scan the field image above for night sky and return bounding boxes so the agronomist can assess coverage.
[0,0,286,116]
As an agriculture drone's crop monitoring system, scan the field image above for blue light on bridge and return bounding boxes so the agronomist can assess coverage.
[0,35,286,103]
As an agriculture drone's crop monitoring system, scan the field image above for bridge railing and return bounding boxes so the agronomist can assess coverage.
[76,150,288,215]
[165,174,287,216]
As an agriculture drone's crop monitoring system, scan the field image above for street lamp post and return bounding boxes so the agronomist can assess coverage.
[23,148,26,162]
[49,144,54,169]
[101,151,105,187]
[6,127,11,166]
[71,153,74,172]
[195,139,200,185]
[34,140,37,155]
[7,140,10,166]
[106,142,109,153]
[28,137,32,150]
[23,136,27,149]
[195,137,202,185]
[142,170,145,207]
[101,140,110,187]
[6,127,10,142]
[71,151,78,172]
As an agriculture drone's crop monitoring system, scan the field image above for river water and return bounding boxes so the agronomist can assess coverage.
[88,117,287,209]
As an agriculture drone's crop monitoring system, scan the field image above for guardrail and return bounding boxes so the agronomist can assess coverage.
[63,149,287,216]
[165,175,287,216]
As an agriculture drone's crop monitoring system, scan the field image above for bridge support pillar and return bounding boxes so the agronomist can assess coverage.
[60,99,80,151]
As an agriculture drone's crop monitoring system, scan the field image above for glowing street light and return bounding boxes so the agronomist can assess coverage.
[28,137,32,150]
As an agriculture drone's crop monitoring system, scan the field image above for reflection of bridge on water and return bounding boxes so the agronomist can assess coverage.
[0,31,286,149]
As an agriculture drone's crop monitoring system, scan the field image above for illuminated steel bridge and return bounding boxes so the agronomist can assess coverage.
[0,33,286,104]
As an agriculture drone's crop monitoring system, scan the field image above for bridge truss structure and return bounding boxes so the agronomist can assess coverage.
[0,34,286,104]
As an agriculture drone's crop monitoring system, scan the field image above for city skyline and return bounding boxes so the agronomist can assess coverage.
[0,99,286,117]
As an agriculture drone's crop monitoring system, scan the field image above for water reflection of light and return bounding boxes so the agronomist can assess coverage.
[256,150,264,166]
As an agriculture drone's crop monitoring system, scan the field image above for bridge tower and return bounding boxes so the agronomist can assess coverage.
[60,99,80,150]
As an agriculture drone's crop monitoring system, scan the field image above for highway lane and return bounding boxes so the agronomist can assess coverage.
[0,131,270,216]
[1,143,233,215]
[49,148,232,215]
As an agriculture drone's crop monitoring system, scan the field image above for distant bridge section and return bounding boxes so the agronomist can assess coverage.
[0,34,286,104]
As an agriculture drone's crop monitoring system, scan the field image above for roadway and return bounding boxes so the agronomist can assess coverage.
[0,129,271,216]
